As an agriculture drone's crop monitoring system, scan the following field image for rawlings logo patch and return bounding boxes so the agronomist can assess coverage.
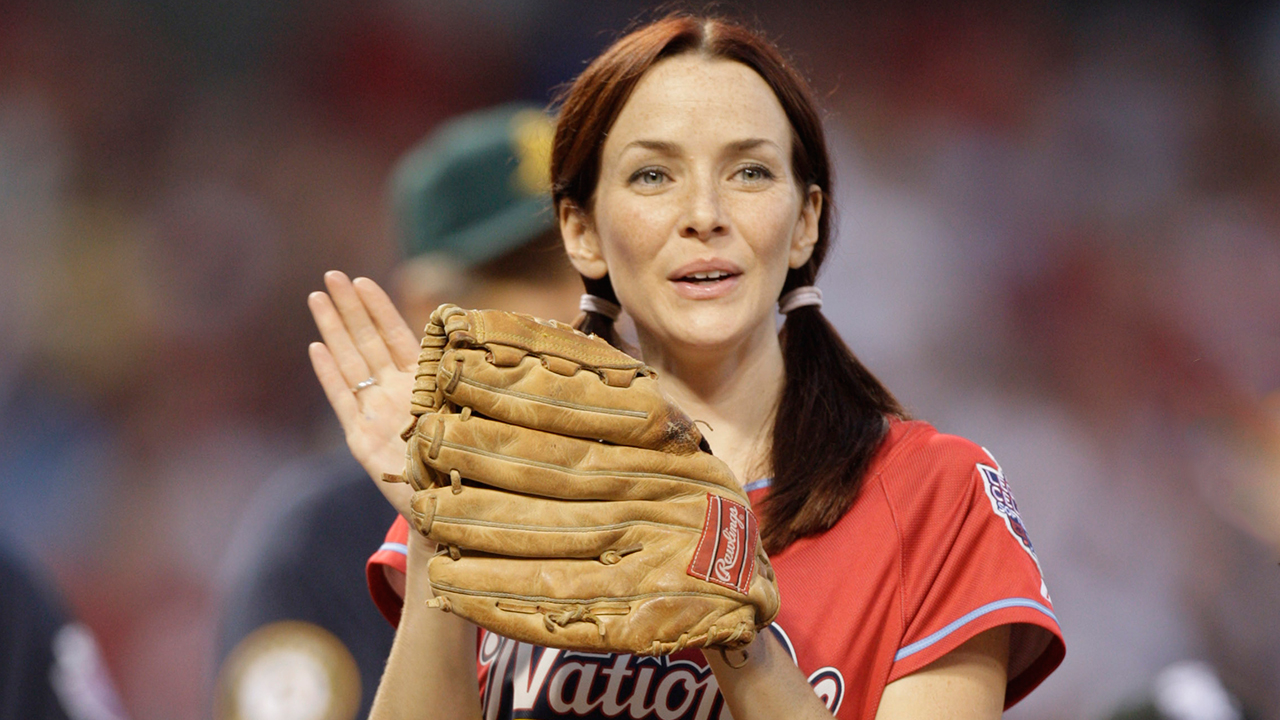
[688,494,757,594]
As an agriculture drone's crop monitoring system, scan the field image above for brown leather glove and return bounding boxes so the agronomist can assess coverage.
[385,303,780,656]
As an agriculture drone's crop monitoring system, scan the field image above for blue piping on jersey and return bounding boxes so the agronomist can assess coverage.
[894,598,1057,662]
[743,478,772,493]
[379,542,409,557]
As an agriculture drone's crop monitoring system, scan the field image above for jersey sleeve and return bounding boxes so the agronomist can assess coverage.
[885,431,1065,708]
[366,515,410,627]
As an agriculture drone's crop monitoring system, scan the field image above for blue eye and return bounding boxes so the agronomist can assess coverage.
[736,164,775,183]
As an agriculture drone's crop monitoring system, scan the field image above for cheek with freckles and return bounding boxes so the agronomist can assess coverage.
[594,202,677,299]
[725,192,804,273]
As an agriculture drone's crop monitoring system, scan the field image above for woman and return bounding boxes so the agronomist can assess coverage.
[308,14,1064,720]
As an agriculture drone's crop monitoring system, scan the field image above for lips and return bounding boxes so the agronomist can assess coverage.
[669,260,742,299]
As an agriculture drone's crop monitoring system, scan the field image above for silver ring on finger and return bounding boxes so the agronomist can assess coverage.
[351,376,377,394]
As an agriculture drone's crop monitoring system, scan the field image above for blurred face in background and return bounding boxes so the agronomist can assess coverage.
[394,231,581,332]
[563,53,821,361]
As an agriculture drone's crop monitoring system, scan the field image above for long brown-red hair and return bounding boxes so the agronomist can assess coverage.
[551,13,906,553]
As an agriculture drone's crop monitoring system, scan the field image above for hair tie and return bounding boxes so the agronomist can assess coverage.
[579,294,622,321]
[778,286,823,314]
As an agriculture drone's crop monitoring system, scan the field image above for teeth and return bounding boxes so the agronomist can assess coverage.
[689,271,729,280]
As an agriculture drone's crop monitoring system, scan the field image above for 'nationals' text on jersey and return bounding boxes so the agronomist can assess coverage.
[476,624,842,720]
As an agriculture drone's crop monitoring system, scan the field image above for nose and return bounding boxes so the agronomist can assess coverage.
[678,176,726,241]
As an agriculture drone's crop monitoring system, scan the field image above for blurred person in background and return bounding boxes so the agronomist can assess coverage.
[1,533,128,720]
[213,102,582,720]
[0,85,129,720]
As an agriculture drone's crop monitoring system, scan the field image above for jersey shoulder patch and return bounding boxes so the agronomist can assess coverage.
[976,457,1035,558]
[975,450,1050,601]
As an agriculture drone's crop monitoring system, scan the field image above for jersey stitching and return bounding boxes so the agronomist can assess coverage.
[878,478,908,672]
[893,597,1058,661]
[872,423,925,663]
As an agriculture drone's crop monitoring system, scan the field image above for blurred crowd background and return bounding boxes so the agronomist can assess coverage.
[2,0,1278,718]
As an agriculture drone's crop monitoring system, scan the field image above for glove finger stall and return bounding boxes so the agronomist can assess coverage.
[410,486,705,559]
[438,348,702,454]
[413,413,744,501]
[452,307,645,377]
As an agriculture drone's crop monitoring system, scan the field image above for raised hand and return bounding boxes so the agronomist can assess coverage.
[308,271,422,517]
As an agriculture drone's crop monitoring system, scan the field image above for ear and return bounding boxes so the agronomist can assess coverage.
[788,184,823,269]
[559,200,609,279]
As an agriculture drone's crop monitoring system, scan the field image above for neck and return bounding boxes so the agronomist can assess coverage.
[638,322,785,485]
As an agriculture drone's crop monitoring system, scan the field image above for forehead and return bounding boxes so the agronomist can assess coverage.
[605,54,791,151]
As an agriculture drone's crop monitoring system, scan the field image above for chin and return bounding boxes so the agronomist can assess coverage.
[655,308,771,353]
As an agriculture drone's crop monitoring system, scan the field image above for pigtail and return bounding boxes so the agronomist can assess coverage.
[573,275,622,348]
[759,271,908,554]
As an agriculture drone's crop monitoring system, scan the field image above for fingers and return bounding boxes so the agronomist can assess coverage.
[323,270,401,382]
[308,341,359,423]
[353,276,421,372]
[309,288,372,390]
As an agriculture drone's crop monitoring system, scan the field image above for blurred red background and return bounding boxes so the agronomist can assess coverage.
[2,1,1278,718]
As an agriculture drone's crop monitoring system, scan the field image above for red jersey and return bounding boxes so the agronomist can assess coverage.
[367,420,1065,719]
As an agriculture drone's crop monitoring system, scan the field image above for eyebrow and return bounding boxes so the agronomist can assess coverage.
[620,138,783,155]
[621,139,679,154]
[725,138,781,154]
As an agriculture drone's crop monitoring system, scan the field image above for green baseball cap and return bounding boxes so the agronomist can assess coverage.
[390,102,557,267]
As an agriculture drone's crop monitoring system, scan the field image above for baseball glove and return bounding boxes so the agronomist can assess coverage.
[383,303,779,656]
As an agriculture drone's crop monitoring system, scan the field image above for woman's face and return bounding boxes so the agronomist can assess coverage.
[562,53,821,358]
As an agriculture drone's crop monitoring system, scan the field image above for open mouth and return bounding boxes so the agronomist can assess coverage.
[669,262,742,299]
[678,270,737,284]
